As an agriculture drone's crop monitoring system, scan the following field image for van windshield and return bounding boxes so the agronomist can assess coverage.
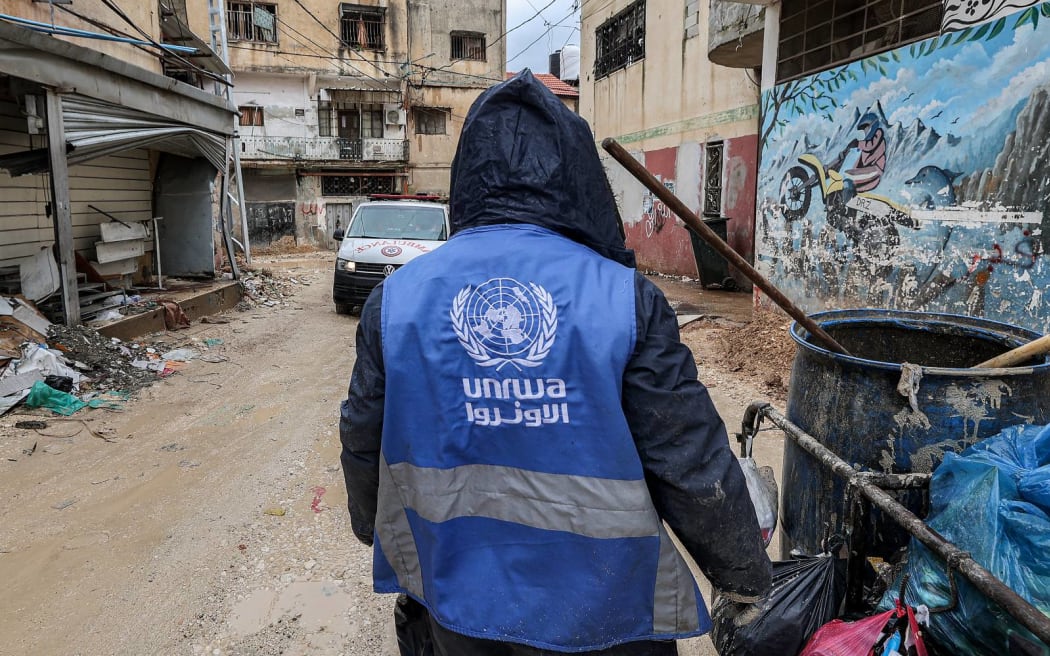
[347,206,447,240]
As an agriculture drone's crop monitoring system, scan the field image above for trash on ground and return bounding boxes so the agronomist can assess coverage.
[712,552,847,656]
[263,507,286,517]
[25,381,87,415]
[14,420,47,430]
[885,423,1050,653]
[310,486,327,513]
[161,348,200,362]
[51,498,77,510]
[43,375,73,393]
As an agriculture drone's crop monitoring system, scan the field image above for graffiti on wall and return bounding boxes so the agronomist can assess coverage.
[642,177,676,238]
[246,202,295,246]
[757,3,1050,330]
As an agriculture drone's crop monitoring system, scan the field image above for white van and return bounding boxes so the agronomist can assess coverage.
[332,199,450,314]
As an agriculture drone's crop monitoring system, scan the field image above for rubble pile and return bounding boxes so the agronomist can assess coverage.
[48,325,161,394]
[238,268,306,311]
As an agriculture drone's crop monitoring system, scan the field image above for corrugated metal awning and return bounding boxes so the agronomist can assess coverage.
[62,95,226,169]
[0,94,226,175]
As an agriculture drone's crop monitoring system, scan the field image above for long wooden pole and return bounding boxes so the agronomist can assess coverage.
[602,138,851,356]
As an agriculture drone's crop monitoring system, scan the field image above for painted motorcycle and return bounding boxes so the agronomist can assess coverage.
[778,152,918,246]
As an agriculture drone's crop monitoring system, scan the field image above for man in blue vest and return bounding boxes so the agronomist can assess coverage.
[340,70,772,655]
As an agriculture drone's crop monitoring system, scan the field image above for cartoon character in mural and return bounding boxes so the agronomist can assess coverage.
[773,107,923,301]
[777,110,916,245]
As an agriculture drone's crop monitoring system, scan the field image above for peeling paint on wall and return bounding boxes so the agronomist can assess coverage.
[757,4,1050,331]
[605,137,758,280]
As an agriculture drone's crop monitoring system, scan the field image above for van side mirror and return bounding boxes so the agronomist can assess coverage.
[332,229,344,241]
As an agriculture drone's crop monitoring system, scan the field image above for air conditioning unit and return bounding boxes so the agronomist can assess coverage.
[384,103,406,125]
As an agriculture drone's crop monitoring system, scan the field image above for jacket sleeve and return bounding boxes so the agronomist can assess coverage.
[623,273,772,599]
[339,283,385,546]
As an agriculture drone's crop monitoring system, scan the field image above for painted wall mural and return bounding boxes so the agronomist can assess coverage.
[757,3,1050,331]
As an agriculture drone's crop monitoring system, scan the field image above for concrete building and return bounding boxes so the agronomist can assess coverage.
[189,0,506,248]
[579,0,761,287]
[0,1,237,324]
[721,0,1050,331]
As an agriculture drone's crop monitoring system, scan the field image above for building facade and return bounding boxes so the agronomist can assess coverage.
[0,0,236,324]
[190,0,506,248]
[734,0,1050,332]
[579,0,761,287]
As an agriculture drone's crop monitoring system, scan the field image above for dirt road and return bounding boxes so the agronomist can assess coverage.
[0,253,783,656]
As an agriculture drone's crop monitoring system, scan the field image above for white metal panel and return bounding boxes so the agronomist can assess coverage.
[100,220,150,242]
[0,98,154,269]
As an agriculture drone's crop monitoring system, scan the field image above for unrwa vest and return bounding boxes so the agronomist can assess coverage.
[377,224,711,651]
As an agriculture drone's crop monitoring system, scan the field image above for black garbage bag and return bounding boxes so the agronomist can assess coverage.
[712,554,847,656]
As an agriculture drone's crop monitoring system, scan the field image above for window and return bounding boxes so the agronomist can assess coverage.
[414,108,448,135]
[317,100,332,137]
[321,175,396,196]
[778,0,941,82]
[341,4,385,51]
[239,106,264,126]
[594,0,645,79]
[703,142,723,217]
[227,2,277,44]
[451,31,486,61]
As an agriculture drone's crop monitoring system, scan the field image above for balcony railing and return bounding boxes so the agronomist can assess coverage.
[239,136,409,162]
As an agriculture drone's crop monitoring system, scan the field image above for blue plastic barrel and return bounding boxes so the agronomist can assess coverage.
[782,309,1050,559]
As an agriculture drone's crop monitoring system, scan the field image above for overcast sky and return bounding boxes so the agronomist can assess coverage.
[504,0,581,75]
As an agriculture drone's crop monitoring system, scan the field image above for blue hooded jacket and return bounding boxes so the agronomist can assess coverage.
[340,70,771,653]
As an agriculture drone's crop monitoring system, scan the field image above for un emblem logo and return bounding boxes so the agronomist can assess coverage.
[451,277,558,370]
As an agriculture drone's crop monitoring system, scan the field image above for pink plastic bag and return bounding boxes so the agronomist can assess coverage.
[800,601,928,656]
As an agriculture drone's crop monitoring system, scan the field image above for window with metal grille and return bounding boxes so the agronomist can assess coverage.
[451,31,486,61]
[341,4,385,51]
[703,142,723,217]
[413,108,448,135]
[227,2,277,44]
[321,175,396,196]
[239,106,264,126]
[594,0,645,80]
[778,0,941,83]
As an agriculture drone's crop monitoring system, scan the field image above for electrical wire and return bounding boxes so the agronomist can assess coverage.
[53,4,178,65]
[420,0,559,80]
[493,0,559,50]
[224,44,503,84]
[96,0,223,85]
[290,0,392,80]
[274,15,393,83]
[508,8,579,65]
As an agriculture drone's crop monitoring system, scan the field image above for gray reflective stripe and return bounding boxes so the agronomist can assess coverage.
[653,528,701,634]
[375,456,424,598]
[386,460,662,539]
[378,457,701,634]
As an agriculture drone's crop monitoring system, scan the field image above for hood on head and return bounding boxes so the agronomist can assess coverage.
[449,70,635,268]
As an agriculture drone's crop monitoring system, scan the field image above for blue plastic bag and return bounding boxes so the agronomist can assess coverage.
[884,424,1050,654]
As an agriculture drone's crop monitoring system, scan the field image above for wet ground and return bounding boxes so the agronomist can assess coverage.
[0,252,784,656]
